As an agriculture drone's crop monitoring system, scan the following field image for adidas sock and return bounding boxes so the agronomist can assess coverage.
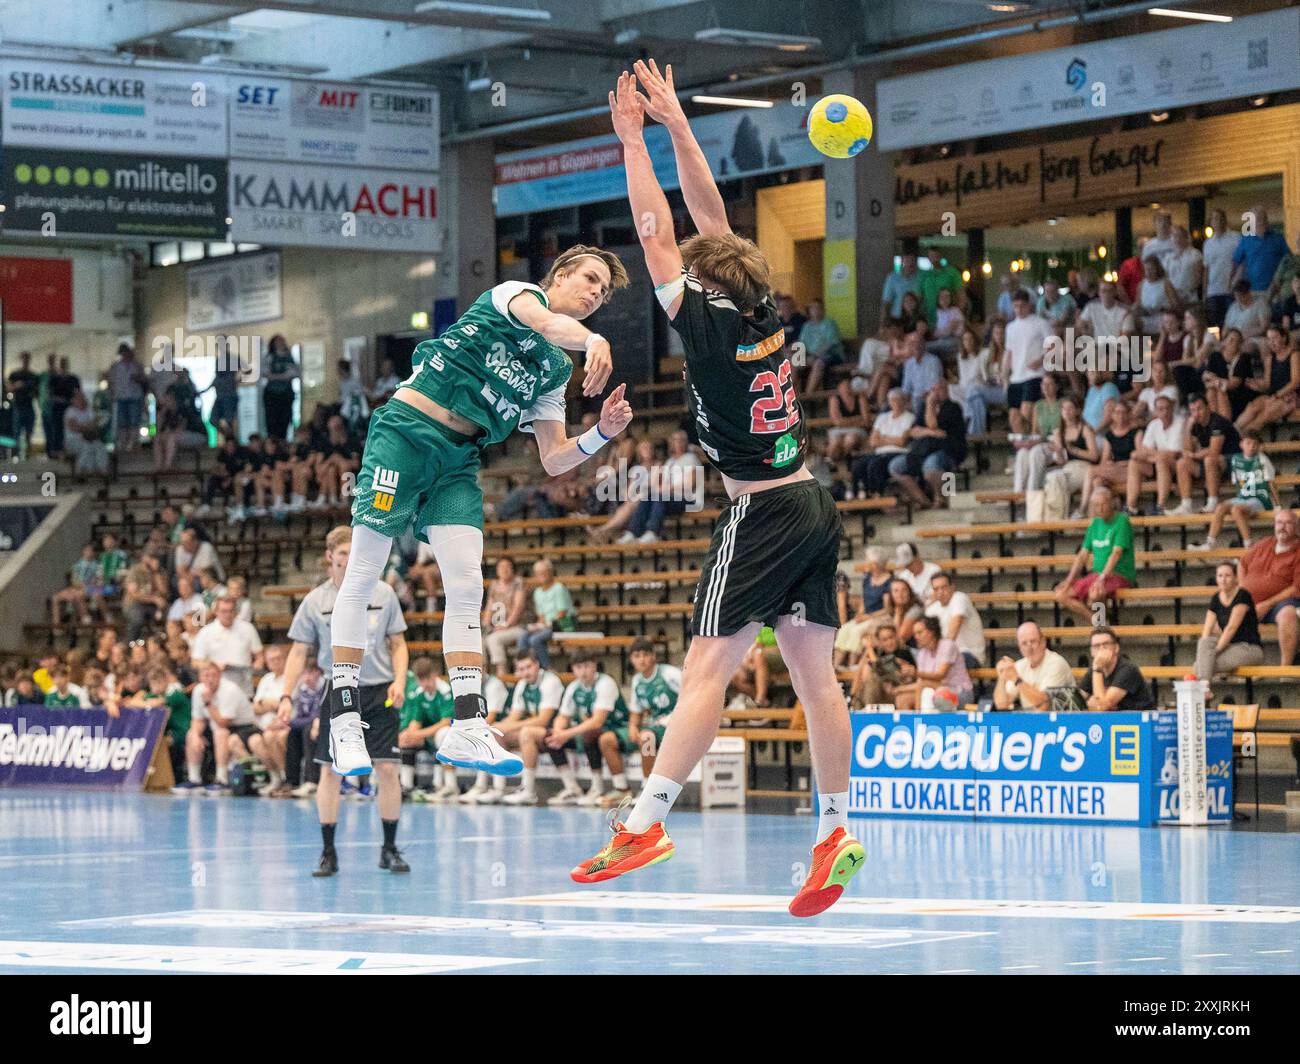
[522,767,536,791]
[382,819,398,848]
[557,764,578,791]
[816,791,850,844]
[612,772,628,790]
[625,773,682,833]
[449,665,482,701]
[321,822,336,851]
[331,661,360,716]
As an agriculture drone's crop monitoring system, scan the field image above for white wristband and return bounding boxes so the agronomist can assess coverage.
[584,333,605,353]
[577,423,612,456]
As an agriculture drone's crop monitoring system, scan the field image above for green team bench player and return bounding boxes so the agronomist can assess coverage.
[626,637,683,789]
[495,650,565,806]
[543,651,636,809]
[322,245,634,782]
[398,657,458,801]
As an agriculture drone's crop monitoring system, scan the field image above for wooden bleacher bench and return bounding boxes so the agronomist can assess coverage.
[406,635,641,656]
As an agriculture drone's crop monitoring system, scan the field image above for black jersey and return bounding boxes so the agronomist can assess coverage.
[670,270,805,481]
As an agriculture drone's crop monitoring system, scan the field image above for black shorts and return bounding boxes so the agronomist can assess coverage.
[1007,378,1043,409]
[229,723,261,747]
[691,479,842,637]
[312,683,401,766]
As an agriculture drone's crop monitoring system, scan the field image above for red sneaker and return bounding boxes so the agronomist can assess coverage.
[788,827,866,918]
[570,821,674,884]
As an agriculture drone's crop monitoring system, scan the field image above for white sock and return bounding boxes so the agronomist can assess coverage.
[188,763,202,784]
[493,774,507,792]
[817,791,850,844]
[442,765,458,789]
[269,769,284,787]
[215,764,228,784]
[273,495,284,508]
[332,661,360,696]
[522,767,535,791]
[449,665,482,700]
[473,770,489,790]
[587,776,604,795]
[612,772,628,790]
[400,763,415,789]
[558,764,578,791]
[625,773,682,833]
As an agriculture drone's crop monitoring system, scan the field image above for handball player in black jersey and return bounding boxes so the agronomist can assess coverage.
[571,62,865,917]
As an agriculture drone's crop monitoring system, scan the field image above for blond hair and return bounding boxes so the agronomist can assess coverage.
[679,232,771,313]
[325,525,352,553]
[540,245,629,305]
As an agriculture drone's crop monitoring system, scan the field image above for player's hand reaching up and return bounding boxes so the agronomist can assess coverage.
[582,335,613,396]
[608,70,647,144]
[634,59,686,131]
[598,382,633,438]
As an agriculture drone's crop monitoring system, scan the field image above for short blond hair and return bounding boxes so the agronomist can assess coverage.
[679,232,771,313]
[541,245,629,305]
[325,525,352,553]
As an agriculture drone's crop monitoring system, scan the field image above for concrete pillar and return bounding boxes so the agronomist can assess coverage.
[444,140,497,314]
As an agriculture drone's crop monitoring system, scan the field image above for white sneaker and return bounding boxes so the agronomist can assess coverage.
[501,787,539,805]
[637,531,659,544]
[457,785,488,804]
[1191,538,1216,551]
[288,494,307,513]
[307,496,329,510]
[249,506,268,517]
[329,710,372,777]
[436,782,461,801]
[1168,499,1196,516]
[290,782,317,798]
[548,788,585,807]
[577,788,606,807]
[435,718,524,776]
[1200,497,1220,514]
[616,531,636,544]
[474,787,505,804]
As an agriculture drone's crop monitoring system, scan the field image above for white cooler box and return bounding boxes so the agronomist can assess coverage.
[699,736,746,809]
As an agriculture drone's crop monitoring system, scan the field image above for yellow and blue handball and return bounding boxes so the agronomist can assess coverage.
[807,94,873,159]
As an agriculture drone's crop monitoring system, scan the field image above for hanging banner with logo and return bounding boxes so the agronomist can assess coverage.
[229,78,438,172]
[876,8,1300,150]
[186,250,283,330]
[848,710,1232,825]
[2,146,228,239]
[229,160,440,252]
[2,59,226,157]
[0,258,73,324]
[0,704,166,790]
[494,102,821,217]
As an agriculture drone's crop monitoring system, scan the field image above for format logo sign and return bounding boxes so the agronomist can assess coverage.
[2,147,227,239]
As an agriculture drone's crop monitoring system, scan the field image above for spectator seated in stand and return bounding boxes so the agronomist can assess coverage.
[515,559,574,669]
[1196,430,1277,551]
[849,622,917,710]
[1235,324,1299,435]
[1171,392,1241,516]
[43,665,90,708]
[950,326,1006,436]
[848,388,913,501]
[925,287,965,359]
[619,429,701,544]
[991,621,1074,712]
[1238,509,1300,666]
[798,299,843,394]
[904,615,975,710]
[1124,394,1184,516]
[888,378,967,512]
[62,388,109,476]
[1194,561,1264,683]
[826,377,871,468]
[1054,485,1136,624]
[1078,626,1153,711]
[51,543,104,627]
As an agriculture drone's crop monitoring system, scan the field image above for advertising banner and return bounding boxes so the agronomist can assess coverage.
[849,710,1232,825]
[876,7,1300,150]
[229,160,440,252]
[229,78,438,172]
[0,704,166,790]
[493,101,821,217]
[2,146,227,239]
[186,250,283,330]
[2,59,226,157]
[0,258,73,324]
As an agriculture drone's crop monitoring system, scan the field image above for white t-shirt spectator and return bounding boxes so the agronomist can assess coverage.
[1164,246,1204,303]
[252,670,286,729]
[1202,231,1241,298]
[897,561,941,605]
[64,404,97,440]
[1225,296,1271,338]
[855,337,890,379]
[662,450,702,495]
[1079,300,1130,338]
[192,618,263,695]
[1136,384,1180,415]
[1141,415,1185,452]
[871,409,914,455]
[107,359,146,401]
[1005,314,1052,384]
[168,591,206,626]
[1143,234,1177,272]
[1013,650,1076,708]
[925,592,986,661]
[175,539,224,581]
[933,306,965,338]
[192,676,255,726]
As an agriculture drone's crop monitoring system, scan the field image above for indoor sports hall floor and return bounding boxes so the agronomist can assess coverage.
[2,791,1298,975]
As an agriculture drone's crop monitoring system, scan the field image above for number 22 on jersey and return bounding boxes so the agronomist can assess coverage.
[749,359,800,434]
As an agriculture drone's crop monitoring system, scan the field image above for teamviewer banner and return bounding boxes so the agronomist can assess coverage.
[876,7,1300,150]
[849,712,1155,825]
[229,78,438,172]
[229,160,441,251]
[3,59,226,157]
[0,705,165,790]
[2,146,227,239]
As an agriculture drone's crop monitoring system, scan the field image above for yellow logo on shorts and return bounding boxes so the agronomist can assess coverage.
[372,467,399,512]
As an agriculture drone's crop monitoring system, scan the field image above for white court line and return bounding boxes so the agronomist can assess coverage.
[1192,953,1230,958]
[1066,960,1104,966]
[1001,964,1040,970]
[936,969,975,974]
[1123,956,1166,962]
[1255,949,1293,954]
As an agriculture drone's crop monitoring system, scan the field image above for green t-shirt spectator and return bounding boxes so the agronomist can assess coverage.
[99,548,129,587]
[1083,511,1136,583]
[162,685,191,744]
[45,687,85,708]
[533,581,575,631]
[1230,453,1275,508]
[920,263,963,320]
[401,679,453,730]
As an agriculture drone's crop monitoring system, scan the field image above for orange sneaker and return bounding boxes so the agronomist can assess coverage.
[570,821,674,884]
[788,827,866,918]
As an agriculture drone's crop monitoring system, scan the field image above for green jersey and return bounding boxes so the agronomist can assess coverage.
[45,687,85,708]
[629,664,683,724]
[400,282,573,448]
[161,684,191,743]
[401,678,453,729]
[1231,452,1275,507]
[1083,511,1136,583]
[509,669,565,718]
[559,673,629,729]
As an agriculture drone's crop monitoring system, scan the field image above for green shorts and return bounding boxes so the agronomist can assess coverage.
[352,398,484,540]
[603,726,639,757]
[638,722,668,756]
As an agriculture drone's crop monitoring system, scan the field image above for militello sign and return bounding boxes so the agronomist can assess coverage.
[229,160,440,252]
[2,146,227,239]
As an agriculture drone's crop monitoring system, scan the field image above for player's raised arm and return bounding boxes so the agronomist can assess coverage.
[530,383,633,477]
[610,70,683,289]
[506,291,613,396]
[634,58,730,238]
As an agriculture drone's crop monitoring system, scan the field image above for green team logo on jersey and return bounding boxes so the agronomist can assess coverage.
[571,678,630,728]
[771,432,799,469]
[634,669,678,723]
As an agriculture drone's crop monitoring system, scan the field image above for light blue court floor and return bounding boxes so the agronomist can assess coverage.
[1,790,1299,975]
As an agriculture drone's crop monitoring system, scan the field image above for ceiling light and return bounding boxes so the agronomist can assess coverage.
[694,28,822,51]
[614,29,641,45]
[1147,8,1232,22]
[690,95,775,108]
[986,2,1029,10]
[467,77,493,91]
[1149,111,1169,122]
[1252,95,1269,107]
[414,1,552,23]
